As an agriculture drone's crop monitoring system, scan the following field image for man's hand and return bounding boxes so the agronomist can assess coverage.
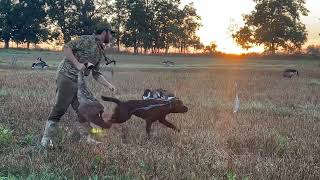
[94,74,117,92]
[64,45,85,71]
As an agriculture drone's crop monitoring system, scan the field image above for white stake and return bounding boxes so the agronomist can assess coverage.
[233,82,240,113]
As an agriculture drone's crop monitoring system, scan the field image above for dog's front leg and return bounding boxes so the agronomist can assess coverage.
[159,119,180,132]
[146,121,152,138]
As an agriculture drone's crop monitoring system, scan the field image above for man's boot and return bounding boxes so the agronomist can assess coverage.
[75,121,103,145]
[41,120,58,148]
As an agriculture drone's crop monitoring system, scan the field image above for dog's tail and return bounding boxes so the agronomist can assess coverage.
[101,96,121,104]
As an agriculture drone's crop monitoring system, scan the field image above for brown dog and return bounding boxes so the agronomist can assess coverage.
[101,96,188,136]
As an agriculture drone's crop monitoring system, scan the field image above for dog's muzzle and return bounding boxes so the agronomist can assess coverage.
[181,106,188,113]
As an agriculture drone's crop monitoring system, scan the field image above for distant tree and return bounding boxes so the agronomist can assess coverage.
[109,0,128,52]
[121,0,147,54]
[306,45,320,57]
[189,36,203,51]
[232,26,254,50]
[10,2,25,47]
[0,0,14,48]
[74,0,101,35]
[46,0,79,43]
[178,3,202,53]
[233,0,309,54]
[138,0,153,54]
[204,42,218,54]
[150,0,181,53]
[16,0,48,49]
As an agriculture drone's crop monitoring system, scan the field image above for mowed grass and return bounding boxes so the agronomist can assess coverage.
[1,48,319,69]
[0,50,320,179]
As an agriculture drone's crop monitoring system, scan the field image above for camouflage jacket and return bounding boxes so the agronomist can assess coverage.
[57,35,105,82]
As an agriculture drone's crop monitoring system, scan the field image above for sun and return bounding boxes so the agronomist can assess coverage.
[182,0,262,54]
[183,0,320,53]
[197,30,264,54]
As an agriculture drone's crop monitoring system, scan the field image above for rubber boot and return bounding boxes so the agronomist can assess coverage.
[40,120,58,148]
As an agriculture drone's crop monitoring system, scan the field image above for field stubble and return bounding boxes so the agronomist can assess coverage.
[0,66,319,179]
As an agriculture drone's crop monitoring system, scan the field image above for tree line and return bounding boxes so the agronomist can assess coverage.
[0,0,318,54]
[0,0,204,54]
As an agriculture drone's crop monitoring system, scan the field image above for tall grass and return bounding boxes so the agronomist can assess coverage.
[0,64,319,179]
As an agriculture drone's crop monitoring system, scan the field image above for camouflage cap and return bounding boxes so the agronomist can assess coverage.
[95,21,116,34]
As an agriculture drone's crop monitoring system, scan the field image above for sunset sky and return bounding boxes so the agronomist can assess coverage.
[181,0,320,54]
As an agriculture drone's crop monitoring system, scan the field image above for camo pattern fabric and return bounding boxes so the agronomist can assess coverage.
[77,71,98,102]
[57,35,104,81]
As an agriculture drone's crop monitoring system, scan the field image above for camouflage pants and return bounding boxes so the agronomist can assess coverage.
[48,73,79,122]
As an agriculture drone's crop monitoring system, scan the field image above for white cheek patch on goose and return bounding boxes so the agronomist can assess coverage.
[143,92,152,100]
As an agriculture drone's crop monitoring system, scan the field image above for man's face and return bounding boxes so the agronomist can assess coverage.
[103,30,112,44]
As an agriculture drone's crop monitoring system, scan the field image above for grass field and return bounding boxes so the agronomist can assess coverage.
[0,49,320,179]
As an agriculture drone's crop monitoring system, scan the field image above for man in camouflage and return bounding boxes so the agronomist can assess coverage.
[41,23,116,148]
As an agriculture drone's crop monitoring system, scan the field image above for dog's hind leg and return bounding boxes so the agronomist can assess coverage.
[159,119,180,132]
[121,125,129,143]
